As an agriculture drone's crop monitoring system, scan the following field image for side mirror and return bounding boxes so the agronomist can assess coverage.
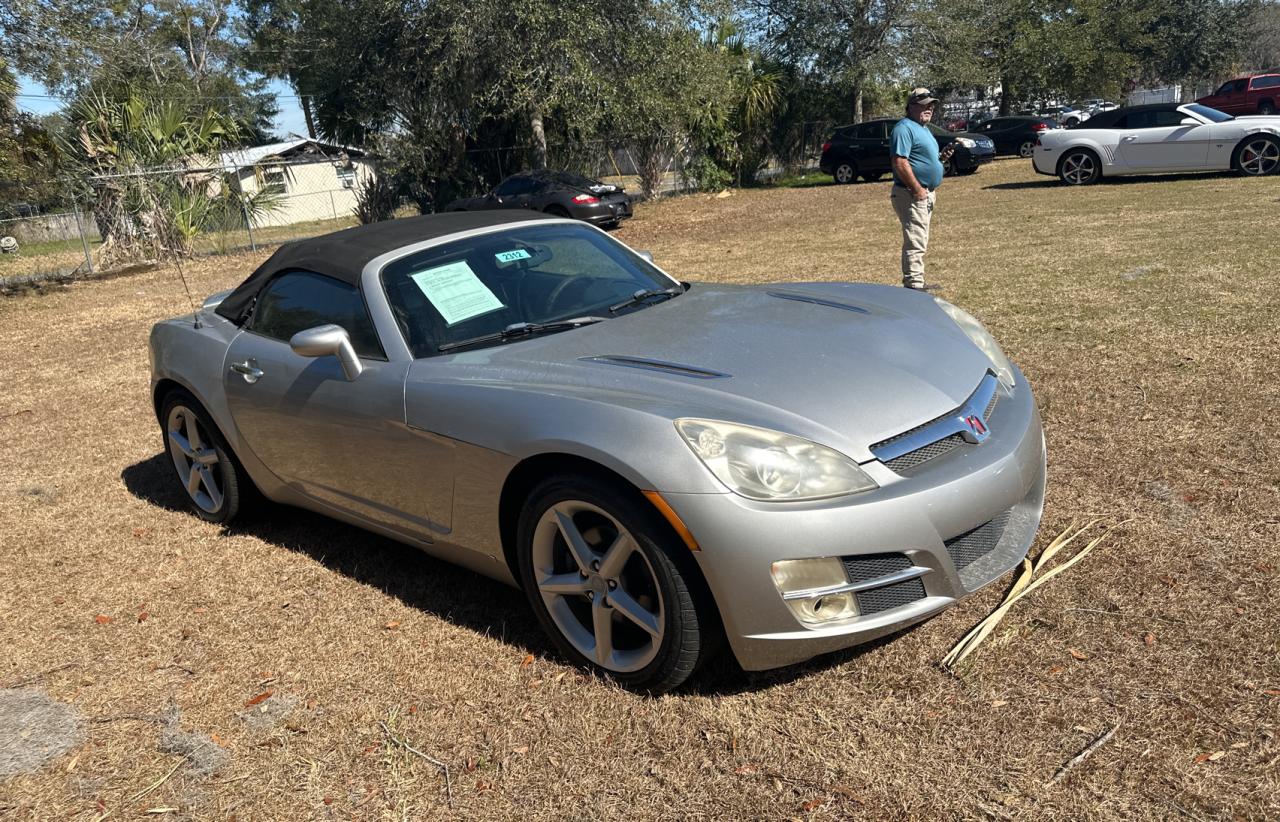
[637,250,655,264]
[1180,117,1199,126]
[290,324,364,381]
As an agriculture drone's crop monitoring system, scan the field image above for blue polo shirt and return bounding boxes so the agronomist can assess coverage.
[891,118,944,190]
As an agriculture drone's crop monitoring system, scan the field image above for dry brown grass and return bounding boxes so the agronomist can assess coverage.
[0,159,1277,820]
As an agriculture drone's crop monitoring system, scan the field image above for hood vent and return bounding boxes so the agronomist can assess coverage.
[580,355,729,379]
[762,289,875,312]
[767,291,870,314]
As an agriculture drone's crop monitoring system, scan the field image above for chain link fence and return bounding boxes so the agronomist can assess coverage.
[1,125,834,292]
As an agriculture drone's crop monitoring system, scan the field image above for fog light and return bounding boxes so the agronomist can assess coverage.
[771,558,860,625]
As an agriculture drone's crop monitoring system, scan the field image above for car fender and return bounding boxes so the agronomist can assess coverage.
[1040,131,1116,174]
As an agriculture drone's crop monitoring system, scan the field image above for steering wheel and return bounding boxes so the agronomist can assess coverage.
[541,276,595,316]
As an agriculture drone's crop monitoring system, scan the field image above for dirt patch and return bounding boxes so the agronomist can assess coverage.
[0,689,84,779]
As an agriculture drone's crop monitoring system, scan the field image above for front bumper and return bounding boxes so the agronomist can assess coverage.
[955,146,996,171]
[665,367,1047,671]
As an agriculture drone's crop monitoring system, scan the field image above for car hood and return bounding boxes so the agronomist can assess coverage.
[407,283,997,461]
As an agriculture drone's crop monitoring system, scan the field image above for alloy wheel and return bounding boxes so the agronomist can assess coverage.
[835,163,855,183]
[531,500,665,673]
[1061,152,1097,185]
[1239,138,1279,176]
[166,404,224,513]
[1019,141,1035,158]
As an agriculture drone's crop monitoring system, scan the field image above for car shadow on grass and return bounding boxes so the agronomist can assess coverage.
[984,169,1241,191]
[124,452,910,697]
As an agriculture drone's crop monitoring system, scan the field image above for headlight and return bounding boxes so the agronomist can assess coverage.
[955,137,975,148]
[934,298,1016,388]
[675,419,878,501]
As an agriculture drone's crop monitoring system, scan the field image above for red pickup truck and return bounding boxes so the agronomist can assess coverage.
[1196,74,1280,115]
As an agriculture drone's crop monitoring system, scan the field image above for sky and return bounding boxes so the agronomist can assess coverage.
[15,75,312,141]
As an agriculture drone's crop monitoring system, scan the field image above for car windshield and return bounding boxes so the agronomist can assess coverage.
[1183,104,1233,123]
[380,223,677,357]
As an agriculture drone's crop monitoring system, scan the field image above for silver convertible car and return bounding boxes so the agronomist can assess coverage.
[150,212,1046,692]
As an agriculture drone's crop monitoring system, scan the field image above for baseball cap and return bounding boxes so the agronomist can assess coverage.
[908,87,939,106]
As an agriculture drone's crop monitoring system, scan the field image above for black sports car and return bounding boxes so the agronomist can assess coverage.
[446,170,633,228]
[818,118,996,183]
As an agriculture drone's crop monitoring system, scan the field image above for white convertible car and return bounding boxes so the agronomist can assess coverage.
[1034,103,1280,184]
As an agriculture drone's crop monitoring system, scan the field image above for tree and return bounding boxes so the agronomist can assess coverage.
[1,0,277,141]
[742,0,916,121]
[0,58,65,214]
[63,89,279,263]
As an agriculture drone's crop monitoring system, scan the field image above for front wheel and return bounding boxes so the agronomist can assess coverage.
[160,390,253,524]
[1058,149,1101,185]
[516,475,716,693]
[1234,135,1280,177]
[833,162,857,184]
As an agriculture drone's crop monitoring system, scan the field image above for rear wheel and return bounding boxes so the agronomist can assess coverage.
[1058,149,1101,185]
[1018,140,1036,158]
[160,390,252,524]
[1234,135,1280,176]
[1259,101,1275,115]
[833,162,857,184]
[516,474,715,693]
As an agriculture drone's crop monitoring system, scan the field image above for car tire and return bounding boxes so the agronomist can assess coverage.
[1233,135,1280,176]
[1018,140,1036,158]
[942,157,955,177]
[860,171,884,182]
[516,473,716,693]
[1057,148,1102,185]
[833,162,858,184]
[159,389,254,524]
[1259,101,1275,115]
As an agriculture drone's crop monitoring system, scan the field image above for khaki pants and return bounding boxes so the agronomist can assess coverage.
[890,185,935,288]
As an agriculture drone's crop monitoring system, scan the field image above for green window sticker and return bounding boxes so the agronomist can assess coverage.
[408,260,505,326]
[495,249,532,263]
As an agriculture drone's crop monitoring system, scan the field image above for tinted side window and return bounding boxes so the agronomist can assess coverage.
[250,271,385,359]
[1252,75,1280,90]
[1216,81,1235,95]
[852,122,883,139]
[1124,109,1185,129]
[1234,79,1248,92]
[496,176,535,196]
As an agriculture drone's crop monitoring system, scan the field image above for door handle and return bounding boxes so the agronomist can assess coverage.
[230,360,264,384]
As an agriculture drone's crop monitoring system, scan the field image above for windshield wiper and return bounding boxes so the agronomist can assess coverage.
[437,316,606,352]
[609,286,684,314]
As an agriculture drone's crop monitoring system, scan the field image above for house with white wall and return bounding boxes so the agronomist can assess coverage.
[217,139,377,228]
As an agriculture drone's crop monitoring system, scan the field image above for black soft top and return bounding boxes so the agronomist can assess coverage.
[1081,103,1179,129]
[214,210,558,324]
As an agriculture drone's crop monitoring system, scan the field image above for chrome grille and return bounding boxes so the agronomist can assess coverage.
[945,511,1012,571]
[840,553,927,615]
[871,373,1001,474]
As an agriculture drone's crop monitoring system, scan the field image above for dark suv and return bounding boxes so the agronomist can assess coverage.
[819,119,995,183]
[1196,74,1280,115]
[967,116,1060,157]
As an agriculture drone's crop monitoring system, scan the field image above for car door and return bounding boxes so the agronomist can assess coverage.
[976,119,1013,154]
[1116,109,1210,169]
[223,270,450,538]
[854,121,891,172]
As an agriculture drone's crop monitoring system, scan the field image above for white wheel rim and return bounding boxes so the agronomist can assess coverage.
[166,405,223,513]
[1062,153,1096,184]
[1020,142,1035,158]
[1240,140,1279,175]
[532,500,664,673]
[836,165,854,183]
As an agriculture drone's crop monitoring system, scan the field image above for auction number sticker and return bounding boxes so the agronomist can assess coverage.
[408,260,505,326]
[495,249,531,263]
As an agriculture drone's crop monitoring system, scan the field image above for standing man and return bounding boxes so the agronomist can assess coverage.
[890,88,955,291]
